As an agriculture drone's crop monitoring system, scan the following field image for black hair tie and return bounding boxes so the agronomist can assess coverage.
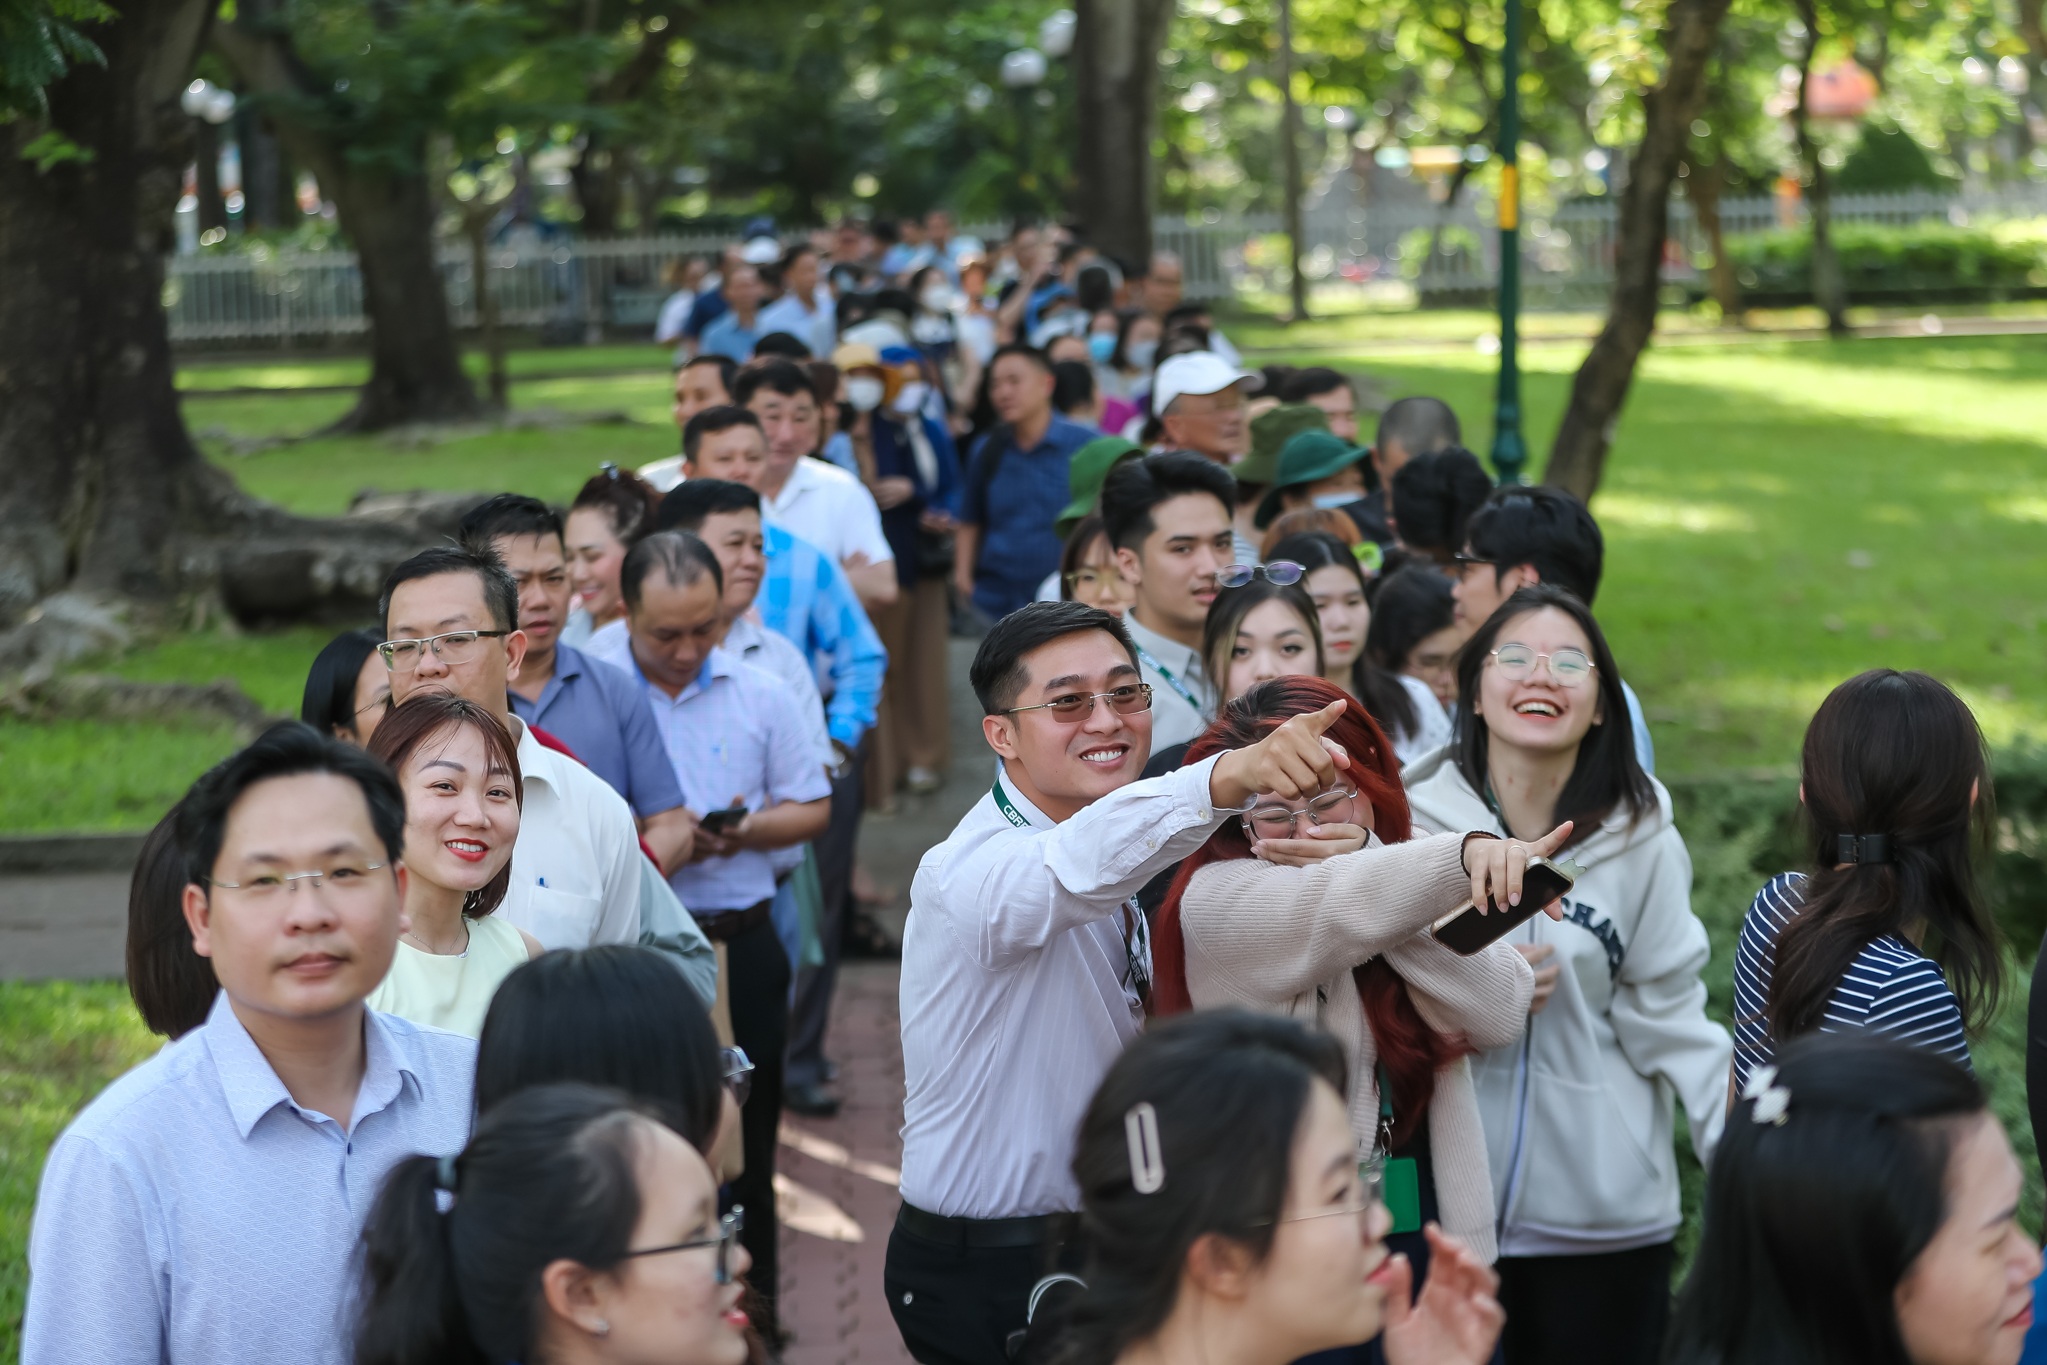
[1837,833,1891,865]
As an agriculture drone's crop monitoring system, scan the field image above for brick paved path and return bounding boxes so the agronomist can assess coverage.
[776,959,914,1365]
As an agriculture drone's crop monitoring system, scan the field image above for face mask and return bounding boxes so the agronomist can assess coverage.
[1088,332,1118,364]
[1125,339,1158,372]
[919,286,954,314]
[845,376,884,412]
[891,380,930,416]
[1313,491,1358,510]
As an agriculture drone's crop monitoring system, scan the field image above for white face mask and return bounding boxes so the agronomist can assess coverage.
[1312,491,1358,510]
[845,376,885,412]
[919,286,954,314]
[1125,339,1158,372]
[891,380,930,416]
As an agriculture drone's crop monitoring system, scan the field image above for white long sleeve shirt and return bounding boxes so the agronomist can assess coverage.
[898,755,1238,1219]
[499,716,643,951]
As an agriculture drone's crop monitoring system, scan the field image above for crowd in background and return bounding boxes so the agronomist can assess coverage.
[18,209,2047,1365]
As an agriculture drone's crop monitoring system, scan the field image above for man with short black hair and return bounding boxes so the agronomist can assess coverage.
[697,262,766,362]
[1452,484,1656,774]
[1387,447,1494,565]
[590,529,833,1339]
[458,494,695,874]
[891,600,1355,1365]
[734,357,900,612]
[24,722,475,1365]
[1100,452,1237,750]
[755,243,836,357]
[954,343,1098,620]
[1277,365,1360,442]
[1339,394,1463,543]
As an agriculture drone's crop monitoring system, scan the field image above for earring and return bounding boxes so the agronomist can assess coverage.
[593,1319,610,1337]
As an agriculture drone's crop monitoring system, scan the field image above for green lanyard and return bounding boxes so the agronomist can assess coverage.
[1133,645,1204,712]
[991,776,1150,1016]
[992,776,1031,828]
[1373,1061,1423,1234]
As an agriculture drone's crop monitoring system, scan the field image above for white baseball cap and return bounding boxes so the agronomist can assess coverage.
[1152,350,1257,414]
[739,236,782,265]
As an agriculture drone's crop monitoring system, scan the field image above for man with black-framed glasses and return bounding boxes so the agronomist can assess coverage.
[890,600,1355,1365]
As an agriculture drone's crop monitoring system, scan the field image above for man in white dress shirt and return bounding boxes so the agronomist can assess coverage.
[24,723,476,1365]
[379,546,714,1000]
[1099,451,1239,753]
[889,599,1353,1365]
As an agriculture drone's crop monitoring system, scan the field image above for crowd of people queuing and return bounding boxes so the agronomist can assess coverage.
[20,209,2047,1365]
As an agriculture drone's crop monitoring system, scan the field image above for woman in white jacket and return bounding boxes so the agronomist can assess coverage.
[1403,584,1731,1365]
[1152,675,1560,1311]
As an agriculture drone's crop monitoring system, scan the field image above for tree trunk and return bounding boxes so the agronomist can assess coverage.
[570,138,624,237]
[1543,0,1734,500]
[1687,153,1742,319]
[194,117,227,234]
[1073,0,1175,272]
[213,22,480,431]
[462,203,509,410]
[1275,0,1308,320]
[1792,0,1849,337]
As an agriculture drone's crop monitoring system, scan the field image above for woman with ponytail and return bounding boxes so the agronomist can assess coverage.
[355,1081,754,1365]
[1152,674,1548,1287]
[1733,669,1999,1092]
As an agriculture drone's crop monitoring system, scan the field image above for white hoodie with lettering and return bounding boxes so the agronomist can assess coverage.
[1403,746,1732,1257]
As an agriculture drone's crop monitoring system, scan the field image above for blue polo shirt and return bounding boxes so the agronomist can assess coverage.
[961,414,1096,620]
[698,310,762,362]
[507,643,685,820]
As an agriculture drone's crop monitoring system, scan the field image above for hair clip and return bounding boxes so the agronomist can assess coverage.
[435,1152,461,1193]
[1125,1102,1165,1194]
[1836,833,1891,865]
[1741,1064,1791,1126]
[601,461,621,480]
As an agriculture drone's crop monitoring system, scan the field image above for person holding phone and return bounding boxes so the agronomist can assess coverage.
[1403,584,1730,1365]
[1151,675,1547,1299]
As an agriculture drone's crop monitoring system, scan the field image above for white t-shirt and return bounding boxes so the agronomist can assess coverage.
[762,457,895,572]
[655,290,696,344]
[500,716,644,951]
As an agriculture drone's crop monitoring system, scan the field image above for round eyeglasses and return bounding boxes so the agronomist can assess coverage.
[1243,787,1357,840]
[1489,643,1595,688]
[1217,560,1304,589]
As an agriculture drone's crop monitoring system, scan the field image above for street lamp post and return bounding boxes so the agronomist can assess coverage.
[1489,0,1528,484]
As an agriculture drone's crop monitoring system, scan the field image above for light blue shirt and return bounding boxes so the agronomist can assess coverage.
[757,523,886,749]
[698,310,763,362]
[589,641,833,912]
[24,994,476,1365]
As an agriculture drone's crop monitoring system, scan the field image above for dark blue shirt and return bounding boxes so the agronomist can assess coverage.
[961,415,1096,619]
[507,643,685,820]
[871,413,963,589]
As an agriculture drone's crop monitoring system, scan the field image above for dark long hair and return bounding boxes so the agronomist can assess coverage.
[475,945,725,1154]
[1152,676,1460,1144]
[1666,1032,1988,1365]
[1451,584,1654,846]
[354,1082,658,1365]
[302,628,384,740]
[367,696,524,919]
[1268,531,1418,740]
[1364,565,1455,676]
[1057,1010,1349,1365]
[570,464,661,546]
[1198,576,1324,702]
[125,799,217,1038]
[1767,670,2000,1040]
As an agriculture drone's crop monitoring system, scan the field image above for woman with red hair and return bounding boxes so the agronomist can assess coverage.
[1154,675,1557,1291]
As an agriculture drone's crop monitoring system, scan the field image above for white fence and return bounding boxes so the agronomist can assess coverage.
[163,189,2047,346]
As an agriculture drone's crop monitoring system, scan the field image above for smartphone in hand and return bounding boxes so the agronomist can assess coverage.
[699,805,748,836]
[1431,857,1578,955]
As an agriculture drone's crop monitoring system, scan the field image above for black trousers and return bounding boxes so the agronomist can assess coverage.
[725,913,791,1331]
[885,1216,1076,1365]
[1496,1242,1674,1365]
[787,736,867,1088]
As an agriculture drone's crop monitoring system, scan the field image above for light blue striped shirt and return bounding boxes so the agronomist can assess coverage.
[24,993,476,1365]
[587,640,833,912]
[756,523,886,750]
[1732,870,1972,1092]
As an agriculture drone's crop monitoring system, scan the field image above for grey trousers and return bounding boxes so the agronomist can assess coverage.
[786,734,867,1088]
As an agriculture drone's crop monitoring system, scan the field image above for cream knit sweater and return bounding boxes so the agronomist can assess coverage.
[1176,832,1535,1263]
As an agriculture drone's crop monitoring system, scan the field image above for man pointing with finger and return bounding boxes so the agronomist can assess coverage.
[889,599,1359,1365]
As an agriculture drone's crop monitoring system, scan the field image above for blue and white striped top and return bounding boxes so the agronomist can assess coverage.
[1732,871,1972,1092]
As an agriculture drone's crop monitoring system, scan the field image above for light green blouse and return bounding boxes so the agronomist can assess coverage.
[366,913,530,1038]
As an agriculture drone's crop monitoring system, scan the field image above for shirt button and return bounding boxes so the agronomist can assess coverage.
[902,1292,915,1306]
[1145,838,1157,850]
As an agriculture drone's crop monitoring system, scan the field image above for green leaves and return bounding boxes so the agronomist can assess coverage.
[0,0,114,123]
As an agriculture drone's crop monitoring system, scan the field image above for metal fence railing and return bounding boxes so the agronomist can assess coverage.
[164,188,2047,346]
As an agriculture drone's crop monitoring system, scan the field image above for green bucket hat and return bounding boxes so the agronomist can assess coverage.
[1236,404,1331,486]
[1055,436,1142,537]
[1254,429,1369,528]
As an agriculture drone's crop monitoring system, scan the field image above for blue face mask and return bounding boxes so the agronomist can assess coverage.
[1313,491,1358,510]
[1088,332,1118,364]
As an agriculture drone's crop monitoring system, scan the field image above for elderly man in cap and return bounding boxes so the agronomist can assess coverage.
[1151,349,1259,563]
[834,340,962,802]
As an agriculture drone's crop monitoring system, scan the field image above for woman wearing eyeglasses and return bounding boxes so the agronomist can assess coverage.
[355,1082,753,1365]
[1402,585,1731,1365]
[364,695,542,1038]
[1150,675,1549,1334]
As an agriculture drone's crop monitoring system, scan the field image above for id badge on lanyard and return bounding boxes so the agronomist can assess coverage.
[1374,1063,1422,1234]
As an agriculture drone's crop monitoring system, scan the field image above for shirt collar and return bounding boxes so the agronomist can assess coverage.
[551,643,587,681]
[990,764,1057,830]
[510,714,561,790]
[201,993,422,1140]
[630,644,737,702]
[766,458,825,513]
[1123,611,1203,679]
[723,615,765,654]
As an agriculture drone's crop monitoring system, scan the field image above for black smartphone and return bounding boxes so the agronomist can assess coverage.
[699,805,748,835]
[1431,857,1578,956]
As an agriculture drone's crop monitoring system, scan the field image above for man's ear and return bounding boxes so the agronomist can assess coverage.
[1503,563,1540,595]
[983,713,1021,762]
[1114,544,1144,588]
[183,883,216,959]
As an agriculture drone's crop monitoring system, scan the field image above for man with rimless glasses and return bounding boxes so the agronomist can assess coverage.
[891,599,1360,1365]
